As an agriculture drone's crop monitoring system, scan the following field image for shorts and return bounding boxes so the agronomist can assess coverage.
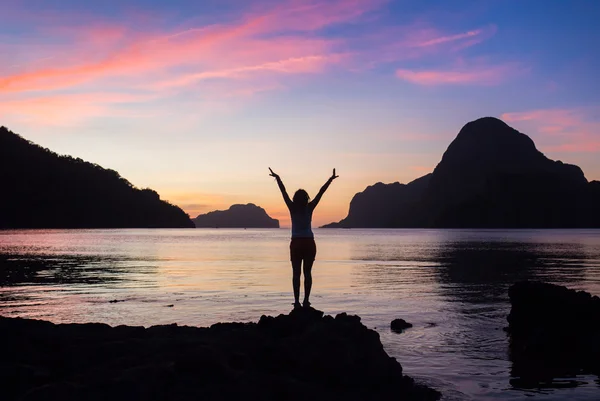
[290,238,317,262]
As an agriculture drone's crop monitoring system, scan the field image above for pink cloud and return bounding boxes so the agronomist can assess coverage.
[253,0,388,32]
[152,54,347,90]
[0,2,366,96]
[0,0,515,127]
[1,1,505,95]
[396,62,524,85]
[544,142,600,153]
[539,125,565,134]
[501,109,594,136]
[411,24,497,49]
[501,108,600,154]
[361,24,497,67]
[415,29,482,47]
[0,1,374,127]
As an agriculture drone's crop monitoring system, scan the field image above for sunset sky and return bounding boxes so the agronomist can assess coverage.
[1,0,599,227]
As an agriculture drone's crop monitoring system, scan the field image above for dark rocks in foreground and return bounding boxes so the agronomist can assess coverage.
[391,319,413,333]
[0,308,440,401]
[506,281,600,386]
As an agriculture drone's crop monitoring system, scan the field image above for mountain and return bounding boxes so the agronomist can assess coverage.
[193,204,279,228]
[0,126,195,229]
[324,117,600,228]
[328,174,432,228]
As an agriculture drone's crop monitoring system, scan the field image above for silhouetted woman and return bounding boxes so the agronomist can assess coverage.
[269,167,339,308]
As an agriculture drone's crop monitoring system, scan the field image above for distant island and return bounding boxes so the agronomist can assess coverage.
[324,117,600,228]
[193,204,279,228]
[0,126,195,229]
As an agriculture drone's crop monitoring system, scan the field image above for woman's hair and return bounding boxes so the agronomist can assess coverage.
[293,189,310,207]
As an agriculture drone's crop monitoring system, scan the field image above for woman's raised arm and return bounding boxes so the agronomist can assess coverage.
[310,168,339,209]
[269,167,292,208]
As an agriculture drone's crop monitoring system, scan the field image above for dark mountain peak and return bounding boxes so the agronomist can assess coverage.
[432,117,586,186]
[461,116,519,135]
[436,117,541,174]
[456,117,542,163]
[193,203,279,228]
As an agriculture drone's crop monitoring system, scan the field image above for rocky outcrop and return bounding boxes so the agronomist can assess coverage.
[390,319,413,333]
[324,117,600,228]
[0,126,194,229]
[194,204,279,228]
[0,308,440,401]
[506,281,600,386]
[324,175,431,228]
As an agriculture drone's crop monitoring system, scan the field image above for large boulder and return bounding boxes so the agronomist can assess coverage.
[506,281,600,386]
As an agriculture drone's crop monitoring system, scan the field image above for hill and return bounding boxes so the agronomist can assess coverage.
[193,204,279,228]
[0,126,194,229]
[324,117,600,228]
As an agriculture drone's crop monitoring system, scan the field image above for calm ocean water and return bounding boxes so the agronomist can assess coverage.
[1,228,600,400]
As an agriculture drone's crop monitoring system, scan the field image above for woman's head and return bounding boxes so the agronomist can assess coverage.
[293,189,310,207]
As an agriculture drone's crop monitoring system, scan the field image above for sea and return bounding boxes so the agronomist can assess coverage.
[1,228,600,400]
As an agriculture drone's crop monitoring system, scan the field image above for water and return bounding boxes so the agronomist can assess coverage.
[1,228,600,400]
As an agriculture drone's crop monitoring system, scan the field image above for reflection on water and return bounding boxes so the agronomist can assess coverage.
[344,230,600,400]
[0,253,145,286]
[1,228,600,400]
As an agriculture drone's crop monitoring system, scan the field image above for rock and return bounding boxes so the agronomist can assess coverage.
[0,311,441,401]
[391,319,413,333]
[506,281,600,386]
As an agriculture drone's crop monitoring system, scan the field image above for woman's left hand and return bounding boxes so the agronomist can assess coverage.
[269,167,280,179]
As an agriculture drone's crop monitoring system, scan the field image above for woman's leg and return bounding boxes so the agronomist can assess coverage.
[303,239,316,307]
[292,259,302,306]
[303,258,313,306]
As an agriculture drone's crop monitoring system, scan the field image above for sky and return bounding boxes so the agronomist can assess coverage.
[1,0,600,227]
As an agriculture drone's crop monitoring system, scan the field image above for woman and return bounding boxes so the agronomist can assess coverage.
[269,167,339,308]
